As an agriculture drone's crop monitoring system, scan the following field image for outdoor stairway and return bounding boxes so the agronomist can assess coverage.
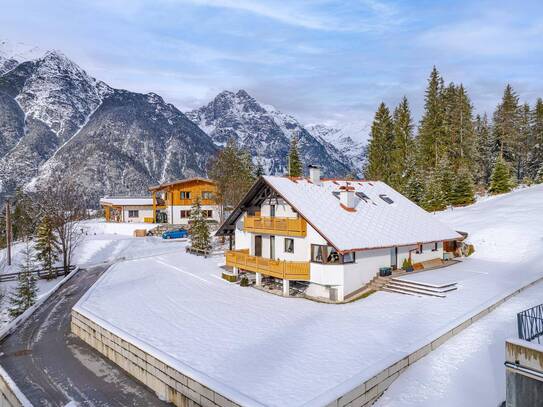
[382,278,458,298]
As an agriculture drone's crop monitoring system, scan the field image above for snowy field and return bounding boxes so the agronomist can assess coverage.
[74,185,543,407]
[375,279,543,407]
[0,219,184,329]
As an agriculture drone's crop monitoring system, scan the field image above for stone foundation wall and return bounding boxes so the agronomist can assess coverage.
[71,310,241,407]
[73,274,543,407]
[329,278,543,407]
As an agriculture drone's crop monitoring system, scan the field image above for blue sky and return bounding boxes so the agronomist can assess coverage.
[2,0,542,128]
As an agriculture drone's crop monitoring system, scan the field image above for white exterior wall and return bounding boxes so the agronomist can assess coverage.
[397,242,443,267]
[343,248,390,296]
[168,204,220,225]
[234,217,252,251]
[260,199,297,218]
[121,206,153,223]
[231,199,445,302]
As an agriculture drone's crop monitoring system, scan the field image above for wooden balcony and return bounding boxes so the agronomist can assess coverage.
[243,215,306,237]
[226,250,310,281]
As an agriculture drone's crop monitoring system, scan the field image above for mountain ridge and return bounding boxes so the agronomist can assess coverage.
[186,89,361,177]
[0,43,365,202]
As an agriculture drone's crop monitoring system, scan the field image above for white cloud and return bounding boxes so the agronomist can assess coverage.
[174,0,401,32]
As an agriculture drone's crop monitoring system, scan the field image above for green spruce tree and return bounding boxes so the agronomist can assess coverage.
[492,84,521,165]
[417,67,446,171]
[474,114,494,186]
[436,156,454,205]
[288,135,303,177]
[528,98,543,179]
[365,102,394,183]
[450,167,475,206]
[422,170,447,212]
[9,244,38,318]
[442,84,476,170]
[35,216,60,278]
[517,102,532,182]
[489,157,514,194]
[402,154,425,204]
[391,96,415,191]
[189,198,211,252]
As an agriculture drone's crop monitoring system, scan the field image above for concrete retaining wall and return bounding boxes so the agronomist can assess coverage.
[330,277,543,407]
[73,275,543,407]
[71,311,241,407]
[0,366,32,407]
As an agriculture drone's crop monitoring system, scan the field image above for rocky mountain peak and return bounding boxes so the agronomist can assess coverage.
[0,46,216,202]
[187,89,358,177]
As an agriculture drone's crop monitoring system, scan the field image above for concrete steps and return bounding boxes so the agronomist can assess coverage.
[383,278,457,298]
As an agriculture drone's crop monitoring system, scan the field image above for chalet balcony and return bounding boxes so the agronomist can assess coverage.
[226,249,310,281]
[243,215,306,237]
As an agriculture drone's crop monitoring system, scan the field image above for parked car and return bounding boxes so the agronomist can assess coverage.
[162,229,188,239]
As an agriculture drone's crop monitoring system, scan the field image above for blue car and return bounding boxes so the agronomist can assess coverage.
[162,229,188,239]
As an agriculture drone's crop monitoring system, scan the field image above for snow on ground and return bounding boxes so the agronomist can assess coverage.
[375,279,543,407]
[0,219,184,330]
[75,185,543,407]
[372,184,543,407]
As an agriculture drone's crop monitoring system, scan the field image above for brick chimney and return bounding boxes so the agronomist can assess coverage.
[308,165,321,185]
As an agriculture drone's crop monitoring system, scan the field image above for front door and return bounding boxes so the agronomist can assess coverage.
[254,236,262,257]
[390,246,398,269]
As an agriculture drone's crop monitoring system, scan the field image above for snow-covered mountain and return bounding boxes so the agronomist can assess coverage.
[0,49,216,202]
[0,39,45,75]
[186,90,358,176]
[306,122,369,174]
[0,42,364,202]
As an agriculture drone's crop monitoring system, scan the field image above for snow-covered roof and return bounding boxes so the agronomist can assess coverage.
[220,176,462,252]
[100,197,153,207]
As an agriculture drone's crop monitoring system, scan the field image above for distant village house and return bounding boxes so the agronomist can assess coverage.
[101,177,220,225]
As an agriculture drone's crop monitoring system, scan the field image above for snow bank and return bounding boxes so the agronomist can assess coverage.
[74,185,543,407]
[81,219,155,236]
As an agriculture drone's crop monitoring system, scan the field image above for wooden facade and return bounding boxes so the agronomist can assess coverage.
[226,249,310,281]
[243,215,306,237]
[150,178,219,224]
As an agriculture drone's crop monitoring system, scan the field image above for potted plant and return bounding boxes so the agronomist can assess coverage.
[402,258,414,273]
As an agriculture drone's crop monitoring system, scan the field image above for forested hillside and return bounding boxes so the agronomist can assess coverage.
[364,67,543,211]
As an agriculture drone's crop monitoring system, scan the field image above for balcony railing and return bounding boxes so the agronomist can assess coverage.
[226,250,310,281]
[518,304,543,344]
[243,215,306,237]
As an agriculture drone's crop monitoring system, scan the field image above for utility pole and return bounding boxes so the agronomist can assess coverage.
[5,200,11,266]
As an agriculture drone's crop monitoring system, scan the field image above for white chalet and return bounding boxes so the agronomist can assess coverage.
[216,167,462,302]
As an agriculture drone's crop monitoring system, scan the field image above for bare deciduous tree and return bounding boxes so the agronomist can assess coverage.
[34,175,88,273]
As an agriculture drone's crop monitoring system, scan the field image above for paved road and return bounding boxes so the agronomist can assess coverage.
[0,264,170,406]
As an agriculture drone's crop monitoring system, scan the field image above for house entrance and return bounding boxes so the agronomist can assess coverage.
[390,246,398,269]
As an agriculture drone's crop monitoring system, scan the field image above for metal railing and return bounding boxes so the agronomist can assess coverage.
[518,304,543,343]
